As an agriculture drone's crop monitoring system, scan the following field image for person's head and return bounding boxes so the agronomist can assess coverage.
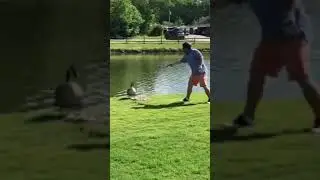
[182,42,192,54]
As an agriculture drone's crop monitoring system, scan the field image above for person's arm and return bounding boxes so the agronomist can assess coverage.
[167,55,187,67]
[167,61,181,67]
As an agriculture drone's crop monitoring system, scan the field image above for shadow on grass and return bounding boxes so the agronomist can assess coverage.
[211,125,311,143]
[19,98,104,114]
[25,113,93,124]
[132,101,206,109]
[88,130,109,138]
[18,103,53,113]
[64,128,109,151]
[67,143,110,151]
[118,97,131,101]
[25,114,66,123]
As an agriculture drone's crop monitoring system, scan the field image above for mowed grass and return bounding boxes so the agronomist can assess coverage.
[212,99,320,180]
[110,42,210,51]
[110,93,210,180]
[0,113,108,180]
[110,35,209,42]
[110,35,209,51]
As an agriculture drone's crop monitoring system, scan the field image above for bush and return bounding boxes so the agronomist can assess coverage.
[148,24,163,36]
[110,0,144,38]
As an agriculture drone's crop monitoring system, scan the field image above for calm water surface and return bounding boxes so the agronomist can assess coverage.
[110,54,210,97]
[0,2,106,117]
[0,58,107,118]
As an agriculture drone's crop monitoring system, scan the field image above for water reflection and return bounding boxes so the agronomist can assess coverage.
[0,58,107,121]
[110,54,211,96]
[0,1,106,115]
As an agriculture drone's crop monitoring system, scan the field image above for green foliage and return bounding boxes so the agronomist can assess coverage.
[174,17,184,26]
[131,0,157,34]
[110,0,144,37]
[110,0,210,37]
[148,24,164,36]
[193,16,210,25]
[162,21,175,27]
[155,0,210,25]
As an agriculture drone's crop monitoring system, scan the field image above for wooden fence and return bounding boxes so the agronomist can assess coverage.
[110,36,210,44]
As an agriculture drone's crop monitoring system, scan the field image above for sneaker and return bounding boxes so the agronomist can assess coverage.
[208,98,210,103]
[233,114,254,128]
[183,97,189,102]
[312,118,320,134]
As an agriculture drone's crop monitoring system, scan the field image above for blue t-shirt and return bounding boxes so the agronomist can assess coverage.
[180,48,207,75]
[249,0,312,42]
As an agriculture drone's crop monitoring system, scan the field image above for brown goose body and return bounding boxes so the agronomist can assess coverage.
[127,82,137,96]
[54,65,84,108]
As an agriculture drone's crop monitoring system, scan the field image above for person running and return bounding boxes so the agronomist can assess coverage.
[216,0,320,132]
[167,42,211,103]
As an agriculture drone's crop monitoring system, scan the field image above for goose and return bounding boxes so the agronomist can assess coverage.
[127,82,137,97]
[54,64,84,109]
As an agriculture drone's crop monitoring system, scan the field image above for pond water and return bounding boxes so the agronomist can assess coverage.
[1,2,106,118]
[0,57,107,118]
[110,54,210,97]
[212,1,320,102]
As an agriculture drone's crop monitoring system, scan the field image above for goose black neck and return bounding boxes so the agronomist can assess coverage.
[65,65,78,82]
[65,69,71,82]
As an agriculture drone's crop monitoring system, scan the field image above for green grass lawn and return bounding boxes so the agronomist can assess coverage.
[212,99,320,180]
[5,95,317,179]
[0,112,108,180]
[110,93,210,180]
[110,42,210,51]
[112,35,166,41]
[111,35,209,42]
[110,35,210,52]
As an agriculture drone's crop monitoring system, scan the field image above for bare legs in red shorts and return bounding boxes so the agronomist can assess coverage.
[240,39,320,129]
[185,74,210,100]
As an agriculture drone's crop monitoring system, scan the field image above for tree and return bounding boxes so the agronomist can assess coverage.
[193,16,210,25]
[174,17,184,26]
[131,0,157,34]
[110,0,144,37]
[110,0,210,37]
[153,0,209,26]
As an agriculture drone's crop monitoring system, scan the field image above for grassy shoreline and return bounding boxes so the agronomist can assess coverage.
[111,93,210,179]
[110,48,210,55]
[110,42,210,55]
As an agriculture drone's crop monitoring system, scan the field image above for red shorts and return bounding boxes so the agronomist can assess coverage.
[190,74,207,87]
[250,39,310,80]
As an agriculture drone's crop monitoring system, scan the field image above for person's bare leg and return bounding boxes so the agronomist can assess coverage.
[296,78,320,118]
[186,78,193,99]
[242,71,267,119]
[203,86,210,99]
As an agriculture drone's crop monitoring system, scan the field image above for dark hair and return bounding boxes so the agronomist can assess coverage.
[182,42,192,49]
